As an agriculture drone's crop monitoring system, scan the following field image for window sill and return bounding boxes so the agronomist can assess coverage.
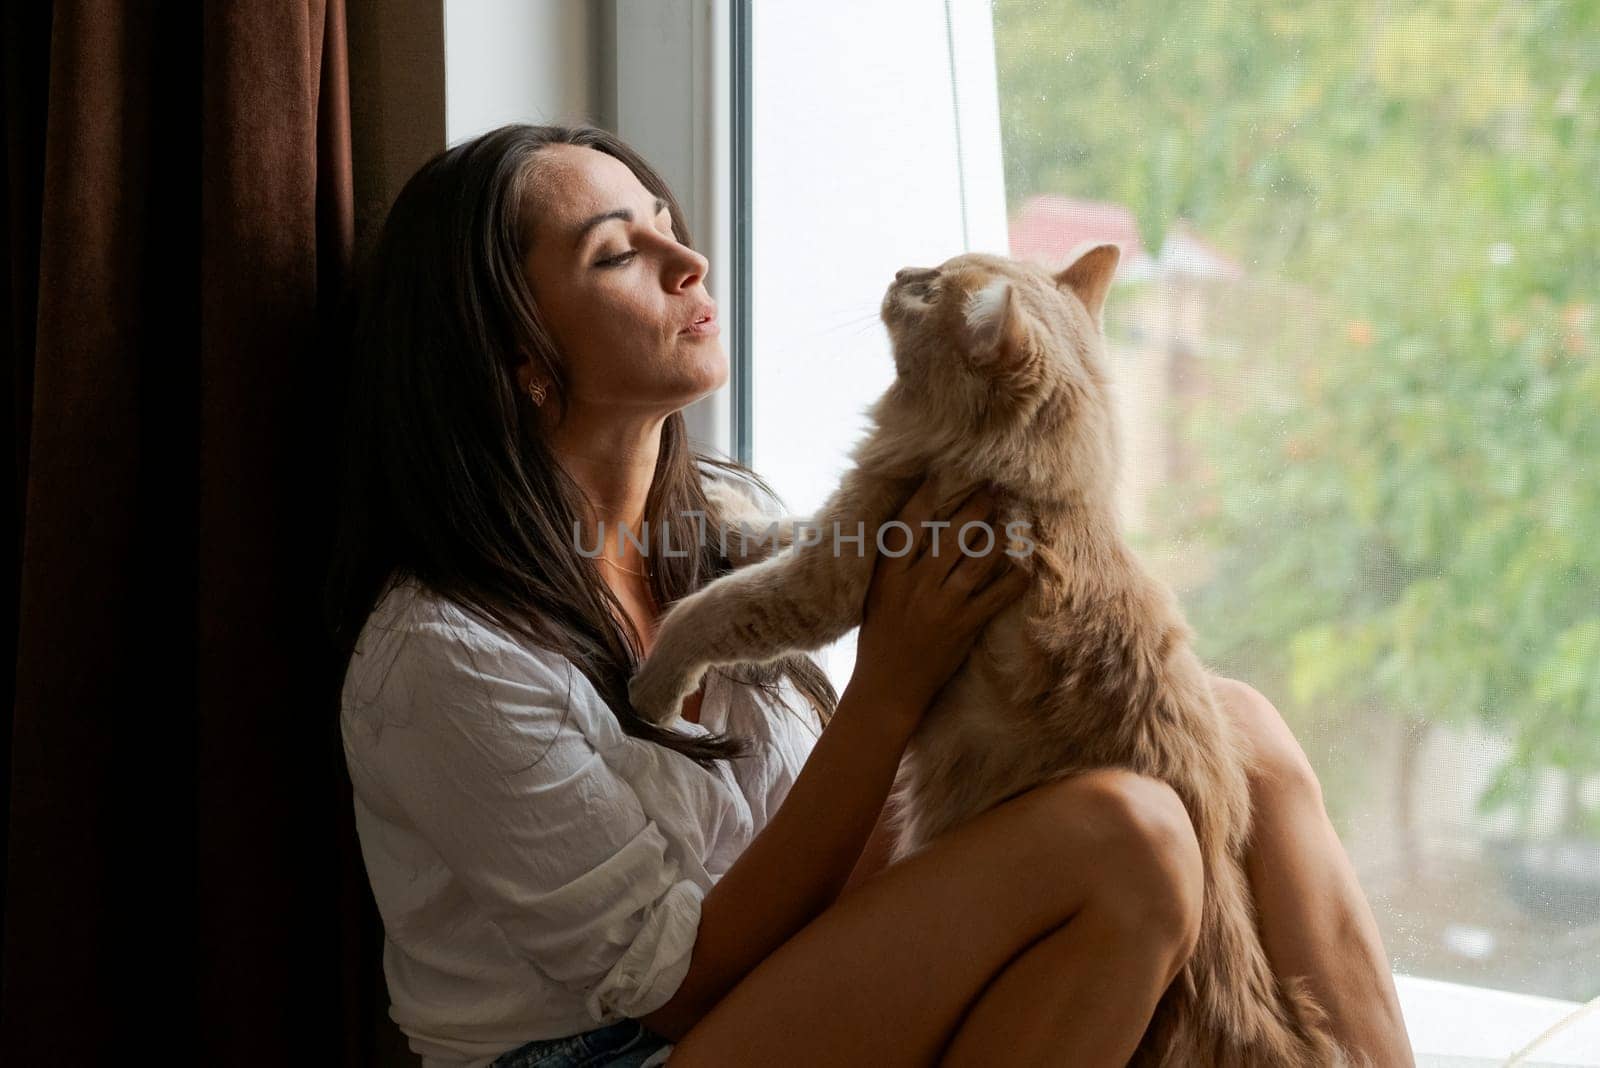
[1397,973,1599,1066]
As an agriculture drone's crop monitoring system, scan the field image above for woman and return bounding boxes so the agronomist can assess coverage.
[326,123,1413,1067]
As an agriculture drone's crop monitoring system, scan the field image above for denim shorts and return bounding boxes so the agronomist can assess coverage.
[489,1019,673,1068]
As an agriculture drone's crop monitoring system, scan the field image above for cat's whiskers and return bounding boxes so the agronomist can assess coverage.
[811,308,884,338]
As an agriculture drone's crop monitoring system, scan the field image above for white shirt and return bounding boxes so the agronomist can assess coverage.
[340,573,823,1067]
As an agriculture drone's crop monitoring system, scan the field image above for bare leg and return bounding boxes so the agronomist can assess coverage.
[1210,677,1414,1066]
[667,770,1201,1067]
[938,804,1203,1067]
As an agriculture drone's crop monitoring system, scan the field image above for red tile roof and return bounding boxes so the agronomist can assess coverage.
[1007,194,1243,280]
[1007,194,1153,271]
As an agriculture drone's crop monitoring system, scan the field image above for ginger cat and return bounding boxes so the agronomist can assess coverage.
[630,245,1361,1067]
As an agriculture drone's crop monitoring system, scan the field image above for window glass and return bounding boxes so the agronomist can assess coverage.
[991,0,1600,1007]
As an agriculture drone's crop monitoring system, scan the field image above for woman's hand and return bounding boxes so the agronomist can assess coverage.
[847,475,1031,730]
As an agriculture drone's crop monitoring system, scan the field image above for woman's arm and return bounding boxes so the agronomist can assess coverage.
[636,676,917,1041]
[1211,676,1416,1066]
[841,793,901,898]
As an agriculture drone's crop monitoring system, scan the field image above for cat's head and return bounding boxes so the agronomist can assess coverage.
[877,244,1123,503]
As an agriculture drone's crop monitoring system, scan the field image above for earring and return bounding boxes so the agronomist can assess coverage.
[526,378,548,406]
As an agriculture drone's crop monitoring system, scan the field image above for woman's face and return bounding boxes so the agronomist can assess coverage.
[520,144,727,419]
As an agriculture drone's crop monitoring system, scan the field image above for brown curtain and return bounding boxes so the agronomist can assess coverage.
[2,2,406,1062]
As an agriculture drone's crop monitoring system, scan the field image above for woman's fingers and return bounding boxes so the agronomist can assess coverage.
[888,476,976,570]
[880,476,941,573]
[969,559,1031,617]
[974,527,1021,583]
[933,480,987,521]
[935,491,1004,587]
[881,477,1023,595]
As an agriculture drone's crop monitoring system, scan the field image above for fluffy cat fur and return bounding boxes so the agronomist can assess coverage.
[631,246,1364,1067]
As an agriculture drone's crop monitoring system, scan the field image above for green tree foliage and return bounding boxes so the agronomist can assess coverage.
[994,0,1600,830]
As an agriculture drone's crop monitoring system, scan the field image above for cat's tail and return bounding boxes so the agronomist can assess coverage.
[1130,855,1368,1068]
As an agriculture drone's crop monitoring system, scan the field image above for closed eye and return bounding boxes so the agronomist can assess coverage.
[595,209,676,269]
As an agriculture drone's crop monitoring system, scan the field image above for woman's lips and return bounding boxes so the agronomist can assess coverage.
[680,314,720,337]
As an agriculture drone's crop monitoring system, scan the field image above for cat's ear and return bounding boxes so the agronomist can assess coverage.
[961,278,1030,367]
[1053,243,1120,329]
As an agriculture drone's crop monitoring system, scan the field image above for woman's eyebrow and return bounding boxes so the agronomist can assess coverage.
[573,195,669,251]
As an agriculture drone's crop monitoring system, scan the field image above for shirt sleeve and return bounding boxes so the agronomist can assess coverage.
[354,616,705,1025]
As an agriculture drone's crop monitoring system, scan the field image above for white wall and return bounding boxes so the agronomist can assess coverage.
[443,0,602,141]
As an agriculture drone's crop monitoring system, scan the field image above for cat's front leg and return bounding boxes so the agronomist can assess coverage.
[629,516,882,724]
[626,607,716,725]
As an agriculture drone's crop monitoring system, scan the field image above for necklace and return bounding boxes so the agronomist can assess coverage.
[599,555,652,579]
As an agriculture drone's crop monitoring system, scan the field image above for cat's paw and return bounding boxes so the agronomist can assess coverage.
[628,657,703,726]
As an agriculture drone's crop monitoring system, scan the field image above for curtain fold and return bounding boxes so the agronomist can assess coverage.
[3,1,398,1061]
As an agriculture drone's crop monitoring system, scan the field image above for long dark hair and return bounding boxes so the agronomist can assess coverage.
[323,122,836,768]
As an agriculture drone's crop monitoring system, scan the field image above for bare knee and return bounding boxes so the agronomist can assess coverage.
[1029,770,1204,966]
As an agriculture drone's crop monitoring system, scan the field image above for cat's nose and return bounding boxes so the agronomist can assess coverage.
[895,267,937,285]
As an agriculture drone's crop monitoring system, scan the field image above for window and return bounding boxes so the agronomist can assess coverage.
[744,0,1600,1060]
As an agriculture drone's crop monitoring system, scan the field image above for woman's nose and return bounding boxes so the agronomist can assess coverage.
[673,245,709,290]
